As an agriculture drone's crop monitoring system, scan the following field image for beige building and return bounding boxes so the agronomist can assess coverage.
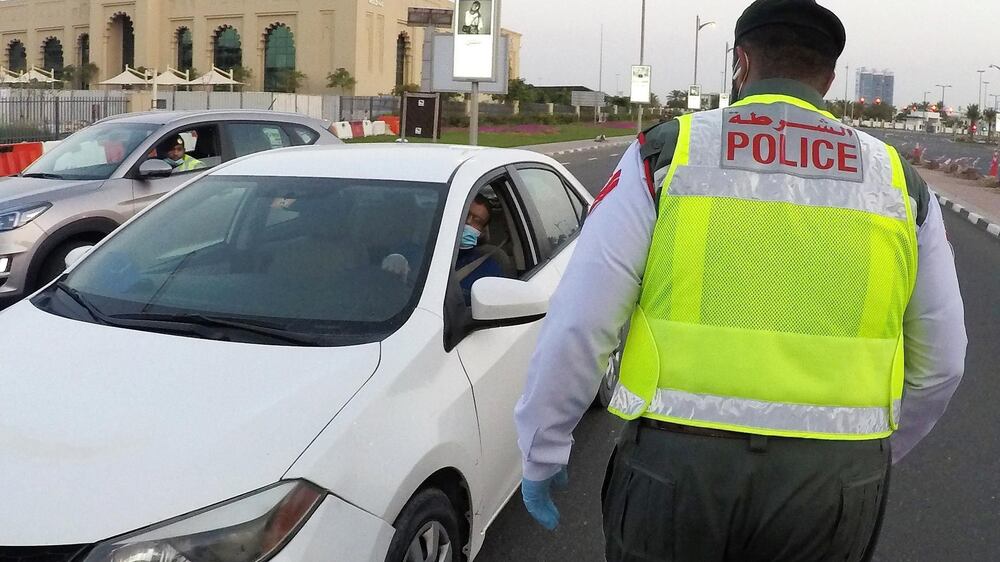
[0,0,517,95]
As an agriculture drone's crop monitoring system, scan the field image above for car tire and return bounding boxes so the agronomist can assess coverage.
[385,488,465,562]
[35,240,96,291]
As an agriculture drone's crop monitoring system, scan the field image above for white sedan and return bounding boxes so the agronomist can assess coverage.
[0,144,593,561]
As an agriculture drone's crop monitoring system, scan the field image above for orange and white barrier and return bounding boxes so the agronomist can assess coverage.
[0,142,44,176]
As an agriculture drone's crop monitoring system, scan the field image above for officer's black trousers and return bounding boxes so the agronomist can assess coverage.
[602,421,891,562]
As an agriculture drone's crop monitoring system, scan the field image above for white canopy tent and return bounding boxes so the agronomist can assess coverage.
[99,66,150,87]
[189,67,242,88]
[153,68,191,86]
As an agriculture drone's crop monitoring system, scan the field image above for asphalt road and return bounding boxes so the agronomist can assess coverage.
[476,143,1000,561]
[864,129,999,176]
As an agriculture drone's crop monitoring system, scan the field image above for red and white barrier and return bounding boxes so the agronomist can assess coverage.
[330,118,395,140]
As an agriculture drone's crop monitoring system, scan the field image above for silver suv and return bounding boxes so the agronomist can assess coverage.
[0,110,341,306]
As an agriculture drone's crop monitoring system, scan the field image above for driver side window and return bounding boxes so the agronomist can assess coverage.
[146,124,223,175]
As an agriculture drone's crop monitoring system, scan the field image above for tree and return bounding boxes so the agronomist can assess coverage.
[326,68,356,94]
[60,62,99,89]
[392,83,420,96]
[495,78,533,105]
[232,65,253,90]
[966,104,982,139]
[649,92,661,108]
[985,108,997,140]
[666,89,687,109]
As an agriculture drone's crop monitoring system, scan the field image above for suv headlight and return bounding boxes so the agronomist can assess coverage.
[81,480,324,562]
[0,203,51,232]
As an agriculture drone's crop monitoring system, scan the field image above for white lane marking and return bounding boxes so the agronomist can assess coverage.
[610,153,621,157]
[588,157,599,161]
[560,162,572,165]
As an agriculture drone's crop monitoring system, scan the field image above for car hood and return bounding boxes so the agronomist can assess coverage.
[0,302,381,545]
[0,176,104,211]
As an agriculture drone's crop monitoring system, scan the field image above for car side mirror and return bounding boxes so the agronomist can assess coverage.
[64,245,94,269]
[138,159,173,179]
[471,277,549,323]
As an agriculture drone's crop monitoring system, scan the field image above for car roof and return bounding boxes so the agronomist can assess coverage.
[211,144,554,184]
[97,109,327,127]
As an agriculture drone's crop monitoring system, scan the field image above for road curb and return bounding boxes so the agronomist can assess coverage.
[542,139,632,157]
[934,192,1000,240]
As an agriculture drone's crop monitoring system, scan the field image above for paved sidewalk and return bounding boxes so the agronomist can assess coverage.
[522,135,634,156]
[917,168,1000,238]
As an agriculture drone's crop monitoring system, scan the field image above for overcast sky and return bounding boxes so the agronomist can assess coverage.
[502,0,1000,111]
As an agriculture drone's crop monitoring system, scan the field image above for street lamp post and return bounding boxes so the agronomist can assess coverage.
[980,70,987,109]
[844,65,850,120]
[985,81,991,110]
[936,84,952,108]
[723,42,735,94]
[693,15,716,86]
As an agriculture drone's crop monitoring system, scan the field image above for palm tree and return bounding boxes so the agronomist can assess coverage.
[985,108,998,140]
[966,104,982,139]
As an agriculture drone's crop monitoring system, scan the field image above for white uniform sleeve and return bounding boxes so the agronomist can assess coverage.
[515,141,656,481]
[891,195,968,463]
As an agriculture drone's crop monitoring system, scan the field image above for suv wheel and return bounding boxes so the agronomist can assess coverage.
[35,239,97,291]
[386,489,463,562]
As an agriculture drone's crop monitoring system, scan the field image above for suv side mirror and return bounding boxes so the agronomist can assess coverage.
[64,245,94,269]
[138,159,173,179]
[471,277,549,323]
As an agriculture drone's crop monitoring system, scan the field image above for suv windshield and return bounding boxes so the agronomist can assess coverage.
[45,175,446,345]
[22,122,159,180]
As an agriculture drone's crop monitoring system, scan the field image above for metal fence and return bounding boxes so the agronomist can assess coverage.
[338,96,400,121]
[0,90,129,143]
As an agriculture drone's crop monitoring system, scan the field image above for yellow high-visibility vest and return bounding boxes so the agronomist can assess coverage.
[608,94,918,440]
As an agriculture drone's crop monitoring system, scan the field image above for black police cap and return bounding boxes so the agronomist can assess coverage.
[735,0,846,56]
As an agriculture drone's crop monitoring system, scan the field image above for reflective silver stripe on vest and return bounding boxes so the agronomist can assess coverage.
[609,382,646,417]
[645,388,893,435]
[668,166,908,220]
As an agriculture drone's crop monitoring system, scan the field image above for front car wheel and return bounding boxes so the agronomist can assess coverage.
[386,489,464,562]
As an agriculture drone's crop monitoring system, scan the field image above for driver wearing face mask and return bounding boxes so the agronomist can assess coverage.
[454,194,503,302]
[158,136,205,173]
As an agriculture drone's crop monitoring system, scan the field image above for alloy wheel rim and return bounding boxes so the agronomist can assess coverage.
[405,520,453,562]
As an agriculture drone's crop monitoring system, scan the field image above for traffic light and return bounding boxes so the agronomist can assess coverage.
[860,97,866,104]
[875,97,882,105]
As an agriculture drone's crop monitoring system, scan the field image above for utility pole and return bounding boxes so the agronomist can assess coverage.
[599,24,604,94]
[693,15,716,86]
[722,41,730,94]
[637,0,646,134]
[844,64,850,120]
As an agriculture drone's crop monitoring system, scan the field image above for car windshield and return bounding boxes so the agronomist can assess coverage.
[21,122,159,181]
[50,175,446,345]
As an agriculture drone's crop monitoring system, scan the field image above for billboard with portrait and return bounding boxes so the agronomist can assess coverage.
[453,0,499,81]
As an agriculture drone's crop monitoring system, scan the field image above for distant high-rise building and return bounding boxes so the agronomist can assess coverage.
[855,68,895,106]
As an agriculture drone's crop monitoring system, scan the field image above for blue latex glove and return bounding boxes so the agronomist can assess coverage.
[521,467,570,531]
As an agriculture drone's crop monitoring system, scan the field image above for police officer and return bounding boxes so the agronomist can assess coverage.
[514,1,968,560]
[158,135,204,172]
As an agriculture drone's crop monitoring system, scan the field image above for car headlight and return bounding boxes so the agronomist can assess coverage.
[0,203,51,232]
[81,480,324,562]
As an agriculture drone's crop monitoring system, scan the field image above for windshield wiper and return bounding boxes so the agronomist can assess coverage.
[54,281,108,324]
[20,172,65,179]
[109,312,329,346]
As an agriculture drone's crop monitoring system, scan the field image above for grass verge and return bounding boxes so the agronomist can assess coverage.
[346,122,636,147]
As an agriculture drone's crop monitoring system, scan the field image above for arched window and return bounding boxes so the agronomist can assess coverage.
[264,24,296,92]
[108,13,135,72]
[78,34,90,67]
[42,38,64,75]
[395,33,411,88]
[7,40,27,72]
[176,27,193,70]
[213,27,242,71]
